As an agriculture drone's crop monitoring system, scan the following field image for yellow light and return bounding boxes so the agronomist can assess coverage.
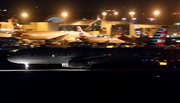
[171,60,174,61]
[156,60,159,62]
[164,60,167,61]
[22,13,27,17]
[135,36,140,38]
[107,45,114,48]
[154,11,159,15]
[159,62,167,65]
[125,45,129,47]
[179,60,180,61]
[62,13,67,17]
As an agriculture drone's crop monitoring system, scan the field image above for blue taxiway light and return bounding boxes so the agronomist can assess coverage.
[151,59,154,61]
[174,66,177,68]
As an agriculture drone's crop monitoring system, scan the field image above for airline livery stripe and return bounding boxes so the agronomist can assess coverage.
[159,34,166,37]
[156,42,165,45]
[149,40,158,42]
[157,40,166,42]
[155,33,162,35]
[158,37,166,40]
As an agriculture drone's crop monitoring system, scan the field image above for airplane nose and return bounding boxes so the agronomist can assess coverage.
[7,56,16,63]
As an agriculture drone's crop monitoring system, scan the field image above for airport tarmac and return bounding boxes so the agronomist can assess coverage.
[0,48,180,102]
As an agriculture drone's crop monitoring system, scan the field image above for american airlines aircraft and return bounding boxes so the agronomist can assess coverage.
[7,26,170,70]
[10,18,91,43]
[118,25,150,44]
[77,26,126,43]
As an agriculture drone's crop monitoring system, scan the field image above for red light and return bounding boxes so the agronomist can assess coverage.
[108,54,111,56]
[67,45,71,47]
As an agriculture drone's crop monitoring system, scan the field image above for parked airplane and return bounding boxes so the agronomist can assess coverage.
[118,25,150,44]
[7,26,170,70]
[77,26,126,43]
[11,18,87,44]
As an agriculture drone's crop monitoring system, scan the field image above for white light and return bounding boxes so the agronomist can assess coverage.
[102,12,107,16]
[22,13,27,17]
[166,35,170,38]
[62,13,67,17]
[3,9,7,11]
[171,35,174,38]
[132,18,137,20]
[129,12,135,15]
[173,33,177,37]
[176,40,180,43]
[172,39,176,41]
[154,11,159,15]
[52,55,55,57]
[122,18,126,21]
[114,12,118,15]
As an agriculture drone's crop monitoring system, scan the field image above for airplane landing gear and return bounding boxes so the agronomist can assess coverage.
[25,63,29,71]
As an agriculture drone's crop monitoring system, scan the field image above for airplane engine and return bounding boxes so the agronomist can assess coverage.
[68,60,91,68]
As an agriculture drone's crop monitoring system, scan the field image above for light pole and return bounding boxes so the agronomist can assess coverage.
[102,12,107,20]
[154,11,159,24]
[62,12,67,30]
[114,11,118,20]
[129,12,135,23]
[22,13,28,30]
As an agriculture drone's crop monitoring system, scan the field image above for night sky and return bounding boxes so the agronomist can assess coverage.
[0,0,180,24]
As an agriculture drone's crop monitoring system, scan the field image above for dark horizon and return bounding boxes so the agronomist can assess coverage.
[0,0,180,24]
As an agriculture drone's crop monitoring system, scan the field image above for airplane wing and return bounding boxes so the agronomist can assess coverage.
[50,33,69,40]
[68,53,113,68]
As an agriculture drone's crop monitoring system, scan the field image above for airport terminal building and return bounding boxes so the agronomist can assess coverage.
[1,16,180,39]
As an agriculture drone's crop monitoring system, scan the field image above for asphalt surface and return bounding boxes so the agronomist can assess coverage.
[0,48,180,102]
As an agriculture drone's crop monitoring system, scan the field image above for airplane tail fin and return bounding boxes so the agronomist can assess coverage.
[133,24,143,38]
[11,18,26,33]
[118,27,124,36]
[11,18,21,31]
[144,26,168,49]
[77,26,85,37]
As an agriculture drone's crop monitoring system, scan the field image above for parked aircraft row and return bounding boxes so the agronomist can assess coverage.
[0,18,148,47]
[7,26,171,70]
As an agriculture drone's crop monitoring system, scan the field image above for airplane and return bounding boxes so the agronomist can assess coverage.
[77,26,126,44]
[118,25,150,44]
[7,26,171,70]
[10,18,85,44]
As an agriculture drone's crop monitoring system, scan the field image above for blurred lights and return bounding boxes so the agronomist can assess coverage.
[132,18,137,20]
[148,18,155,22]
[62,13,67,17]
[22,13,27,17]
[122,18,126,21]
[114,12,118,15]
[102,12,107,16]
[159,62,167,65]
[129,12,135,15]
[154,11,159,15]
